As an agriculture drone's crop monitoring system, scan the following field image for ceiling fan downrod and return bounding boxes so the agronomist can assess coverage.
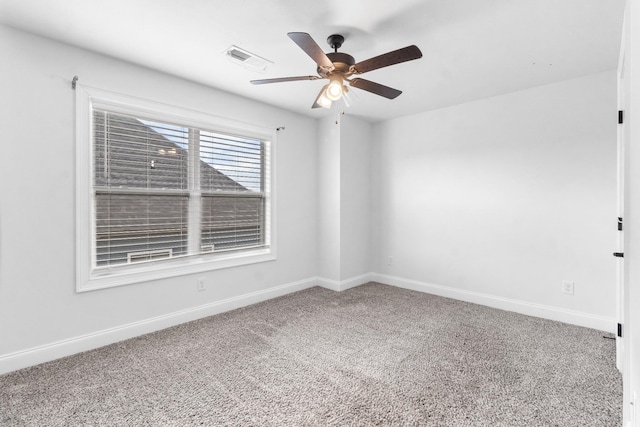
[327,34,344,53]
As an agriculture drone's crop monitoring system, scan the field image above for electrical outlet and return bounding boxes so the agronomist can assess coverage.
[197,278,207,292]
[561,281,574,295]
[388,256,394,266]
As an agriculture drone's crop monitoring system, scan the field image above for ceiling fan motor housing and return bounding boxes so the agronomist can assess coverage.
[319,52,355,77]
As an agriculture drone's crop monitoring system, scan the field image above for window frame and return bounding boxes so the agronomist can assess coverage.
[76,85,276,292]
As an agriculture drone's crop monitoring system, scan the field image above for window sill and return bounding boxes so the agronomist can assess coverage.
[77,248,276,292]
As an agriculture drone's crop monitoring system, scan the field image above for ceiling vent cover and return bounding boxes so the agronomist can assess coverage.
[224,45,273,73]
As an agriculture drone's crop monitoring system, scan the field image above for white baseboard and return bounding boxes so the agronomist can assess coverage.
[371,273,616,333]
[0,277,317,376]
[316,273,374,292]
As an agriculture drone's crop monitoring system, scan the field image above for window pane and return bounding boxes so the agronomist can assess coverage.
[201,196,264,251]
[93,111,189,190]
[199,131,263,193]
[95,194,189,267]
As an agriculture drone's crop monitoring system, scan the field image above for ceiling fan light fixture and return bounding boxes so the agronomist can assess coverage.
[326,77,343,101]
[313,84,333,109]
[341,86,353,107]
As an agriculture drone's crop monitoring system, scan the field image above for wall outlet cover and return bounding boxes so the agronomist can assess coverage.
[562,281,574,295]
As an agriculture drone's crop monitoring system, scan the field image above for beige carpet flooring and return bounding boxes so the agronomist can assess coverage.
[0,283,622,426]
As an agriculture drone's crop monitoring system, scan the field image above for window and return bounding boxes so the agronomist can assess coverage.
[76,86,275,291]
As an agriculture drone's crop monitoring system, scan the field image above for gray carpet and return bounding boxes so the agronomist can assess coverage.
[0,283,622,426]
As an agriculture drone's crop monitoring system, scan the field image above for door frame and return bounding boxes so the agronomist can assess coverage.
[616,37,626,372]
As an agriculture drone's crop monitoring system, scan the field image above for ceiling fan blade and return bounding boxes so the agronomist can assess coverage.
[349,78,402,99]
[251,76,320,85]
[352,45,422,74]
[288,32,334,71]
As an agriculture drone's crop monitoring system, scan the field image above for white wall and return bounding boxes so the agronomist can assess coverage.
[372,71,618,328]
[0,26,319,371]
[317,116,341,281]
[317,114,372,285]
[339,116,372,280]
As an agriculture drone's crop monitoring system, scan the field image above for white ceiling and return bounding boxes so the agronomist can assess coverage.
[0,0,625,122]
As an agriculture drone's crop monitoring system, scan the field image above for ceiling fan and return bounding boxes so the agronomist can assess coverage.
[250,32,423,109]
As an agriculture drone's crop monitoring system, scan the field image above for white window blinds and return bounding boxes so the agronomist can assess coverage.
[92,109,268,271]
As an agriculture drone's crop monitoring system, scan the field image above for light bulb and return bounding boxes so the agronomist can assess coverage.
[317,93,332,108]
[326,78,343,101]
[312,84,333,109]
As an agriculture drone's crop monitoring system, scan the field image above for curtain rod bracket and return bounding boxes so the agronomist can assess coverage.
[72,76,78,90]
[276,126,285,132]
